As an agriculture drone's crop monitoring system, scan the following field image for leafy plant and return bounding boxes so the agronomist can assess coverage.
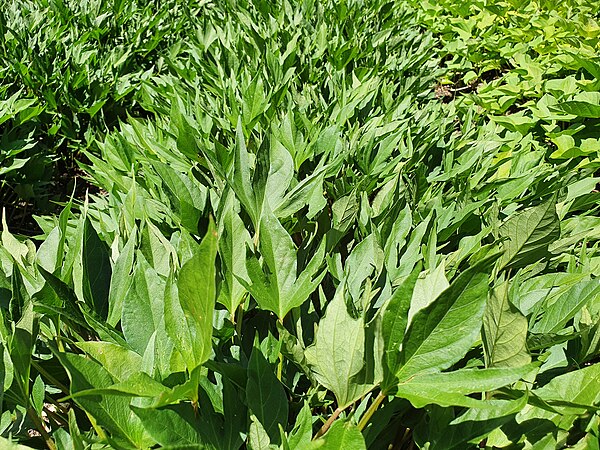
[1,0,600,448]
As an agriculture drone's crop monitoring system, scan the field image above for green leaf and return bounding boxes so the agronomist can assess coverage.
[388,210,431,283]
[307,420,366,450]
[395,366,534,408]
[56,352,154,449]
[164,273,194,373]
[344,234,383,311]
[154,161,206,233]
[381,266,420,384]
[407,262,449,326]
[0,437,36,450]
[107,229,137,327]
[275,168,327,219]
[217,197,250,314]
[242,204,325,320]
[133,381,244,450]
[36,227,61,274]
[133,402,219,449]
[76,341,142,382]
[264,139,294,212]
[532,279,600,334]
[490,114,537,135]
[0,342,12,408]
[140,221,176,278]
[416,395,528,450]
[168,220,218,371]
[171,96,200,160]
[121,255,164,355]
[497,199,560,271]
[65,372,169,399]
[246,343,289,445]
[1,212,29,266]
[396,256,497,381]
[36,265,89,330]
[533,363,600,415]
[285,402,313,449]
[554,101,600,118]
[31,375,44,415]
[9,302,37,400]
[248,414,275,450]
[483,280,531,367]
[305,284,372,408]
[82,218,112,319]
[232,120,258,227]
[221,378,247,450]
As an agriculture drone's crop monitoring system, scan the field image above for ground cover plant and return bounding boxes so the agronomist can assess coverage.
[1,0,600,448]
[0,0,193,226]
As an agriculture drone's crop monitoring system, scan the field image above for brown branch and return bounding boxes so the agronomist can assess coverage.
[314,406,344,439]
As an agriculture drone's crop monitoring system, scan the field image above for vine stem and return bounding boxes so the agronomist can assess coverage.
[357,390,386,431]
[314,406,344,439]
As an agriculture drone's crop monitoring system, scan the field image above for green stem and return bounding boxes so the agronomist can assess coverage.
[277,352,283,381]
[358,390,386,431]
[277,317,284,381]
[85,411,107,441]
[52,317,65,353]
[235,295,247,345]
[32,360,70,396]
[390,426,409,450]
[396,427,412,450]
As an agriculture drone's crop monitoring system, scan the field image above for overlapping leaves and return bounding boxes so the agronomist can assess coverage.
[0,0,599,449]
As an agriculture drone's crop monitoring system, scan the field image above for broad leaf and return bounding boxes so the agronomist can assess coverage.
[76,341,142,382]
[56,353,154,449]
[107,229,137,327]
[121,256,164,355]
[554,101,600,118]
[133,402,219,449]
[307,420,366,450]
[242,205,325,320]
[167,221,218,371]
[533,364,600,415]
[532,279,600,334]
[483,280,531,367]
[415,395,528,450]
[133,381,244,450]
[246,343,288,445]
[497,199,560,271]
[82,219,112,319]
[381,266,420,384]
[305,284,372,408]
[395,366,534,408]
[397,256,497,381]
[217,198,250,314]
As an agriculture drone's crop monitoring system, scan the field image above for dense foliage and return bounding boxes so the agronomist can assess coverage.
[0,0,189,215]
[1,0,600,448]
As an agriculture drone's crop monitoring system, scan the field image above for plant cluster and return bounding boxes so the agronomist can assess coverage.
[0,0,191,215]
[1,0,600,449]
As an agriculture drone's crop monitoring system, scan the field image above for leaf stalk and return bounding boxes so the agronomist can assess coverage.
[314,406,344,439]
[357,390,386,431]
